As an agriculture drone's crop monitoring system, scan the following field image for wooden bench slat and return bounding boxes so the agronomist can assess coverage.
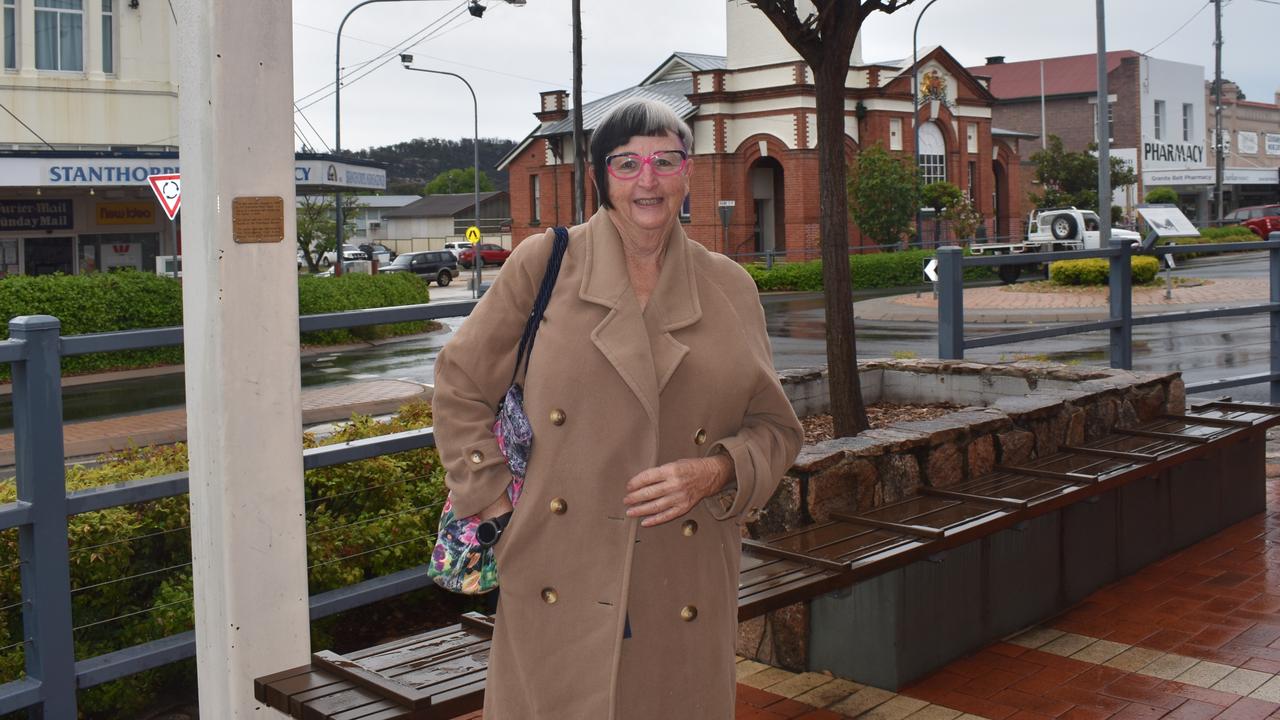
[298,683,392,720]
[355,632,487,674]
[919,486,1030,509]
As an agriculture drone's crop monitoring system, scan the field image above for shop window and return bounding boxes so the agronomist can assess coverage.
[1182,103,1193,142]
[1154,100,1165,141]
[3,0,15,71]
[0,238,16,277]
[35,0,83,72]
[917,122,946,185]
[79,233,159,274]
[101,0,112,73]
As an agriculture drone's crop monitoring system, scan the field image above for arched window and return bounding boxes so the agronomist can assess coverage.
[918,122,946,185]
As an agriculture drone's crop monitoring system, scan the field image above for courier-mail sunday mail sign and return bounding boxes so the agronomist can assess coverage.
[0,155,386,191]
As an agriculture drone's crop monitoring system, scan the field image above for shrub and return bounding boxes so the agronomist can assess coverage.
[746,250,995,292]
[0,271,433,380]
[1049,256,1160,285]
[1144,186,1179,205]
[0,401,447,718]
[297,272,432,345]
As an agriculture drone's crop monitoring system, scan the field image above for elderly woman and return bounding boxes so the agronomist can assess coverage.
[432,98,803,719]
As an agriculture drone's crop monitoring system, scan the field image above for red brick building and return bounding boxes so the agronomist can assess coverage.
[499,6,1030,255]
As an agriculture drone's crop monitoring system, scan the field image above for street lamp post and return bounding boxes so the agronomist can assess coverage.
[912,0,942,247]
[401,55,482,298]
[335,0,423,275]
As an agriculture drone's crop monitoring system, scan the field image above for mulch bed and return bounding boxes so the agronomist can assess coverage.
[802,402,964,444]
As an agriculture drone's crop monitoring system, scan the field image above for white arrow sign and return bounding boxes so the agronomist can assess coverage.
[923,258,939,282]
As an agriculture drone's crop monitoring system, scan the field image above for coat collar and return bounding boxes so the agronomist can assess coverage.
[578,209,703,423]
[577,209,702,332]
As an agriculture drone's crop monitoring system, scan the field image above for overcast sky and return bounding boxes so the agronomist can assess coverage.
[291,0,1274,153]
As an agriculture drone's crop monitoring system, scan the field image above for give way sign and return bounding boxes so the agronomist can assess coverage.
[148,173,181,220]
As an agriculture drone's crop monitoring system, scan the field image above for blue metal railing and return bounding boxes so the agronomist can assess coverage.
[0,299,476,718]
[935,237,1280,402]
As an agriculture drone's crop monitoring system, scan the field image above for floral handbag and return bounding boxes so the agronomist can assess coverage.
[428,227,570,595]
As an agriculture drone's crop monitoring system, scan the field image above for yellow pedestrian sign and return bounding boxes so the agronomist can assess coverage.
[466,226,481,244]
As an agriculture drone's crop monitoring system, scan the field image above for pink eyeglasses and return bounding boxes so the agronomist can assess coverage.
[604,150,689,179]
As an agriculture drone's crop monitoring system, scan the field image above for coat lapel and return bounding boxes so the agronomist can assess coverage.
[578,210,703,425]
[580,211,660,426]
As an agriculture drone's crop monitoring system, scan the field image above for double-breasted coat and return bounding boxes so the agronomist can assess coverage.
[432,209,803,719]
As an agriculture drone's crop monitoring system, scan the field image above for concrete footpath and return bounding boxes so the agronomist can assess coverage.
[855,278,1270,324]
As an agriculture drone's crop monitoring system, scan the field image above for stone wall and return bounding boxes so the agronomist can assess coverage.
[741,359,1185,668]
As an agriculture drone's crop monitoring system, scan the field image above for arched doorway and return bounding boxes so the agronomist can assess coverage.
[748,157,785,256]
[992,159,1009,239]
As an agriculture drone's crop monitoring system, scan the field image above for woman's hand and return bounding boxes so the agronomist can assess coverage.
[478,492,514,520]
[623,454,733,528]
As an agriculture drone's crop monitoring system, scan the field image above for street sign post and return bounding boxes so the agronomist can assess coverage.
[717,200,734,257]
[465,226,482,298]
[148,174,181,277]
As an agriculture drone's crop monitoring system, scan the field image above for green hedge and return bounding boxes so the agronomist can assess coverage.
[1049,257,1161,285]
[745,250,996,292]
[0,270,433,379]
[0,402,447,718]
[1159,226,1259,260]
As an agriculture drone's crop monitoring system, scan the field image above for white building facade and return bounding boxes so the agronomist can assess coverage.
[0,2,384,276]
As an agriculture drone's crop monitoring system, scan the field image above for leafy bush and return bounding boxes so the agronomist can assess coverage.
[1049,257,1160,285]
[0,271,185,378]
[1158,226,1258,260]
[297,272,432,345]
[1144,186,1179,204]
[0,402,446,718]
[0,271,434,380]
[746,250,996,292]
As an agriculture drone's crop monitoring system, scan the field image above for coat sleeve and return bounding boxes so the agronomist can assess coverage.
[432,231,554,519]
[704,265,803,522]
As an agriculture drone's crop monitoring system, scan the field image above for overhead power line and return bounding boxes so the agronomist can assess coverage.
[292,2,468,110]
[1143,1,1212,55]
[0,100,55,150]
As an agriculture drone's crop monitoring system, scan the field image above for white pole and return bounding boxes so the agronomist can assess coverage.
[1040,60,1047,150]
[175,1,310,716]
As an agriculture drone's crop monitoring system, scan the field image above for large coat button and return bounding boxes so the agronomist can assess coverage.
[549,498,568,514]
[469,450,484,464]
[680,605,698,622]
[549,409,566,426]
[541,588,559,605]
[694,428,707,445]
[681,520,698,536]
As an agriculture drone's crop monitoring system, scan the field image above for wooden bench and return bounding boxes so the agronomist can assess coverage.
[257,402,1280,718]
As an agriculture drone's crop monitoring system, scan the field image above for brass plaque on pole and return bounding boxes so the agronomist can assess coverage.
[232,196,285,244]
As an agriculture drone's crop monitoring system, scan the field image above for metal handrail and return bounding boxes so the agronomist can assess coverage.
[936,236,1280,402]
[0,301,475,717]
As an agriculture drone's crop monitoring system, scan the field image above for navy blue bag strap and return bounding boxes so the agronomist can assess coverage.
[510,226,569,386]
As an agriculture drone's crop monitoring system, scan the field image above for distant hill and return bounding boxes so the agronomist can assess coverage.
[350,137,517,195]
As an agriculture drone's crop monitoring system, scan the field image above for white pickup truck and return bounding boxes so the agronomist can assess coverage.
[968,207,1142,283]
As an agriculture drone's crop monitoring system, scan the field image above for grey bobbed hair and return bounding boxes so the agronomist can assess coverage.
[589,98,693,209]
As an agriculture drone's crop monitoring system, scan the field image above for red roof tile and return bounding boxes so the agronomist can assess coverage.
[966,51,1140,100]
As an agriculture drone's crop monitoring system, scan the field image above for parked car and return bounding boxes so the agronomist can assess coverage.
[359,242,396,265]
[320,244,369,268]
[442,241,471,258]
[457,243,511,269]
[1224,204,1280,238]
[380,250,458,287]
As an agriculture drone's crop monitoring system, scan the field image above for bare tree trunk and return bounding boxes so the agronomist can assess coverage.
[813,61,869,437]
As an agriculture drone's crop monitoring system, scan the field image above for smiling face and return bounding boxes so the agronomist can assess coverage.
[597,131,691,238]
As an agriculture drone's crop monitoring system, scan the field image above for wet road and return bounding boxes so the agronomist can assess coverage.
[10,251,1272,427]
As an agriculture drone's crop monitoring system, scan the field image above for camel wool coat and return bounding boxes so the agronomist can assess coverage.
[432,209,803,719]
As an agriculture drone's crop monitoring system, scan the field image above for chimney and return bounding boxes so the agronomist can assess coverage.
[536,90,570,122]
[985,55,1005,65]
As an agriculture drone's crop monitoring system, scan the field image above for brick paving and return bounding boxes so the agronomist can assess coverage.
[892,279,1268,310]
[452,474,1280,719]
[854,278,1269,323]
